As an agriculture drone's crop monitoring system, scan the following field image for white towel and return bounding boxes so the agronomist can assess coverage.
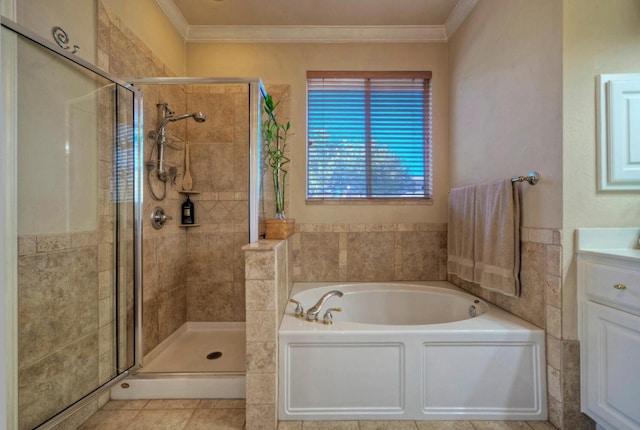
[473,179,520,297]
[447,185,475,282]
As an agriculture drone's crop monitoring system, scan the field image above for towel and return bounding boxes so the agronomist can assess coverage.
[447,185,476,282]
[473,179,520,297]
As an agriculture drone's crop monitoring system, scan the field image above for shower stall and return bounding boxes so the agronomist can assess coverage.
[2,17,141,430]
[109,77,267,400]
[2,16,268,430]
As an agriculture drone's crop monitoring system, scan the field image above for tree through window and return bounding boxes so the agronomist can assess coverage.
[307,71,432,200]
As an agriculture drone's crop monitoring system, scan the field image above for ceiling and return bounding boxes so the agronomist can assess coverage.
[157,0,478,42]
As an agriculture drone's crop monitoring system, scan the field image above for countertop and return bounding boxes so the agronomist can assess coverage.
[576,227,640,263]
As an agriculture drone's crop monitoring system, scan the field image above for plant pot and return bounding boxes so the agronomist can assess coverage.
[265,218,296,240]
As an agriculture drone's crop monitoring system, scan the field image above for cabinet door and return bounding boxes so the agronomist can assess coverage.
[584,301,640,430]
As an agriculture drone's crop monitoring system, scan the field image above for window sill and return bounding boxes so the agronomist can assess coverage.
[306,198,433,206]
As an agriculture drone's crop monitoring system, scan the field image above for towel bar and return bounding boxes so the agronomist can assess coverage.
[511,171,540,185]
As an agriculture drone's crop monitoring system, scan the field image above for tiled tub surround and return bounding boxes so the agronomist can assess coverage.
[246,227,560,429]
[291,223,448,282]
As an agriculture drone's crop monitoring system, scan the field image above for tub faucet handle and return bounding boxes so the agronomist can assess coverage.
[289,299,304,318]
[323,307,342,325]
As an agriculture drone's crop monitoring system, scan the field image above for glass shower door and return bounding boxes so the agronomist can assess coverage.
[2,21,139,430]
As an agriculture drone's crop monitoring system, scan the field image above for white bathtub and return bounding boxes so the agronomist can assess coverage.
[279,281,547,421]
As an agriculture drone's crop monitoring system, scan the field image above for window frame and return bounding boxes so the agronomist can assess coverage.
[305,70,433,204]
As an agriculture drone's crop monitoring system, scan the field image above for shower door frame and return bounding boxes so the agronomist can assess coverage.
[1,16,144,430]
[128,76,265,371]
[129,76,265,247]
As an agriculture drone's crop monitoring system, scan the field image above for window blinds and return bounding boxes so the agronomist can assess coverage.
[307,71,432,200]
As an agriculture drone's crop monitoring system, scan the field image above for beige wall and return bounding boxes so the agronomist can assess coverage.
[102,0,185,75]
[16,40,99,235]
[15,1,100,235]
[187,42,450,225]
[16,0,97,64]
[15,0,184,76]
[448,0,563,229]
[562,0,640,339]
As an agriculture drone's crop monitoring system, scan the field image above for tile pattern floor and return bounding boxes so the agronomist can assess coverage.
[78,399,558,430]
[278,421,558,429]
[77,399,245,430]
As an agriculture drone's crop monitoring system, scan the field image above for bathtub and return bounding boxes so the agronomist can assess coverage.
[279,281,547,421]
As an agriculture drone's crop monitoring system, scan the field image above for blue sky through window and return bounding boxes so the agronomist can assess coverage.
[308,83,427,198]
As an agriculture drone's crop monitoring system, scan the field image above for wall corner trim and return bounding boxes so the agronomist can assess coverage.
[155,0,189,38]
[444,0,479,39]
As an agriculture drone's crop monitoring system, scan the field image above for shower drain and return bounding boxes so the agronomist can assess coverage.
[206,351,223,360]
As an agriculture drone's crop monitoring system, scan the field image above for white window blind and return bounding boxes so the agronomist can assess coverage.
[307,71,432,200]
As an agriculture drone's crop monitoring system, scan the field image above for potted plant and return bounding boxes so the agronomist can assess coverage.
[263,93,295,239]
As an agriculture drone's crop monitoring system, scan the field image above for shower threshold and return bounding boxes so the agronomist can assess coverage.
[111,322,246,399]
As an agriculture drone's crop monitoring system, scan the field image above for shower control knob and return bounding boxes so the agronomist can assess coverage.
[151,207,172,229]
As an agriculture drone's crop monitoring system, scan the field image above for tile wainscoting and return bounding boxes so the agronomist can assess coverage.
[291,223,448,282]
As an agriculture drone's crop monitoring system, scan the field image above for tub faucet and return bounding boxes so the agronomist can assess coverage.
[306,290,343,321]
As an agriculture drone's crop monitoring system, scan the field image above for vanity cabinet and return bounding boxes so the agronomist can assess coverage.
[578,253,640,430]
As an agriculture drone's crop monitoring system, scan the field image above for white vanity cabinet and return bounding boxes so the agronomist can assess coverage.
[577,229,640,430]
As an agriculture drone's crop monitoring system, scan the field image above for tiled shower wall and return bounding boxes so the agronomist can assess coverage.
[183,84,250,322]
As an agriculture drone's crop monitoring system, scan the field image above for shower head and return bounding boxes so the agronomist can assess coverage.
[159,111,206,129]
[192,112,206,123]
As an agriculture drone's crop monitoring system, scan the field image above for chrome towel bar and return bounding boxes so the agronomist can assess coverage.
[511,171,540,185]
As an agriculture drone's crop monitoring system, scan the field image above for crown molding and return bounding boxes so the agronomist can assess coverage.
[155,0,189,38]
[187,25,447,43]
[444,0,479,39]
[155,0,473,43]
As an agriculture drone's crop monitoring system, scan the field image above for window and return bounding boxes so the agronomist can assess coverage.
[307,71,432,200]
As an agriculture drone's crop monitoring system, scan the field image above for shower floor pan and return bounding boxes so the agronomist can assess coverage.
[111,322,246,399]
